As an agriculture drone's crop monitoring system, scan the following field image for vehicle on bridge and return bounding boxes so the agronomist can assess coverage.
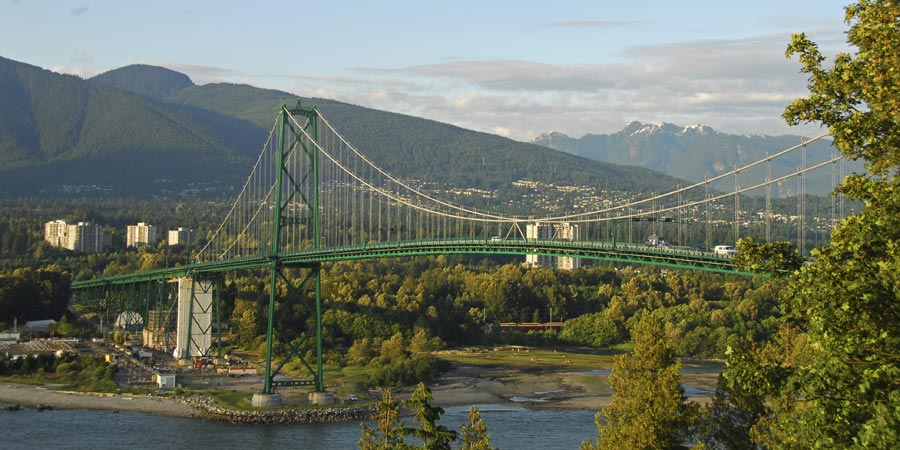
[646,234,672,249]
[714,245,738,257]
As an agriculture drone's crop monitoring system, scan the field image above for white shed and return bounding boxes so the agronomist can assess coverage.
[157,373,176,389]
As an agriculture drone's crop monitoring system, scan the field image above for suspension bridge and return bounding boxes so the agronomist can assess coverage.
[70,102,845,405]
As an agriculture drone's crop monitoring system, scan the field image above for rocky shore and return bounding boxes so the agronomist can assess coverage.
[184,395,375,424]
[0,383,375,424]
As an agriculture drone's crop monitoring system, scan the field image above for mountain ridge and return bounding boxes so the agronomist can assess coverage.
[1,56,815,204]
[531,122,847,195]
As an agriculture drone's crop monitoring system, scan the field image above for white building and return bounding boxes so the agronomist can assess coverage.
[168,227,197,246]
[525,222,581,270]
[44,220,68,247]
[156,373,176,389]
[127,222,158,248]
[43,220,106,253]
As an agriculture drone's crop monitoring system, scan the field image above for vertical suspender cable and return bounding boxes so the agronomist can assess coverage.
[734,164,740,242]
[766,154,772,242]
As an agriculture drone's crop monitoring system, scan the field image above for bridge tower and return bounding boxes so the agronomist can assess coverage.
[255,101,329,406]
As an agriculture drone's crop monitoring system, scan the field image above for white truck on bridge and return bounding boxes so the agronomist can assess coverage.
[714,245,738,257]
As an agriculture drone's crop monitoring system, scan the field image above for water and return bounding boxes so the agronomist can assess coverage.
[1,403,598,450]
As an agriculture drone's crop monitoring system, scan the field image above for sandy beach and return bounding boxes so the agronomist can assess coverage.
[430,365,719,411]
[0,383,199,417]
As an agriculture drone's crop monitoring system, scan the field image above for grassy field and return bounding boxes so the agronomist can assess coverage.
[435,346,623,372]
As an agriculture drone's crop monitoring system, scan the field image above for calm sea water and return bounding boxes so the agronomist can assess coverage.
[1,403,597,450]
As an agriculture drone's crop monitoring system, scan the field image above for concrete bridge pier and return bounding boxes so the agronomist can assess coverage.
[308,391,335,405]
[251,392,282,408]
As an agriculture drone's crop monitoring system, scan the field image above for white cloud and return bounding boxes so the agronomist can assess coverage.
[50,65,95,79]
[314,31,842,141]
[541,20,646,29]
[163,63,241,85]
[491,126,511,137]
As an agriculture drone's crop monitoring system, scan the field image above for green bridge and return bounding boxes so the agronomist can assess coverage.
[70,102,827,406]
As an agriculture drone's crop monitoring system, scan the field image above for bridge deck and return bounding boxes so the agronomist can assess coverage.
[71,238,745,289]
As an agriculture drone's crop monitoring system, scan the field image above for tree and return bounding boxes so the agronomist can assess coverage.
[731,237,804,276]
[409,327,443,355]
[582,315,698,450]
[404,382,456,450]
[459,407,495,450]
[698,327,808,450]
[560,311,624,347]
[359,389,412,450]
[359,383,461,450]
[748,1,900,447]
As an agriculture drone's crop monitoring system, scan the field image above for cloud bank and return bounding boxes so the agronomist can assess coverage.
[273,30,844,141]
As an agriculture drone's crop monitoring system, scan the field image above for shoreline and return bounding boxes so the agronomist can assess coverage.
[0,382,374,424]
[0,365,719,421]
[0,383,199,418]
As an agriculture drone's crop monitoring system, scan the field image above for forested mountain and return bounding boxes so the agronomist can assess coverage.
[89,64,193,101]
[531,122,858,196]
[96,64,684,196]
[0,57,265,196]
[0,57,685,200]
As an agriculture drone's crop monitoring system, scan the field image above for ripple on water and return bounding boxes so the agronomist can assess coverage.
[567,369,612,375]
[509,396,549,403]
[534,389,566,395]
[443,404,526,414]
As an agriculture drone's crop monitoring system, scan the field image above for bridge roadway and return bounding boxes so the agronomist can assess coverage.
[71,238,746,290]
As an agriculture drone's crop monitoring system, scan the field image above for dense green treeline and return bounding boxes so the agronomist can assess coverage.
[212,255,781,390]
[0,266,70,328]
[2,195,785,362]
[0,352,118,392]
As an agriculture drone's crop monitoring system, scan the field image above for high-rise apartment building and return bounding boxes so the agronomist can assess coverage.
[44,220,68,248]
[67,222,106,252]
[127,222,158,248]
[524,222,581,270]
[167,227,197,246]
[43,220,106,252]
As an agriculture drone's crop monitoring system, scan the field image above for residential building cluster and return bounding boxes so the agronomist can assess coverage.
[126,222,157,248]
[43,220,196,253]
[43,220,107,253]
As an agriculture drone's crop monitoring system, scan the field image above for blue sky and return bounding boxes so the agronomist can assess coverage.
[1,0,851,141]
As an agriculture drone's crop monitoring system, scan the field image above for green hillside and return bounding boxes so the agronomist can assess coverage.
[0,58,266,196]
[89,64,193,101]
[95,63,686,196]
[0,57,685,199]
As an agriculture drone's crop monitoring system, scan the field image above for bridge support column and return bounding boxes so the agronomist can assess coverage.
[173,277,213,360]
[260,102,325,398]
[252,392,282,408]
[309,391,334,405]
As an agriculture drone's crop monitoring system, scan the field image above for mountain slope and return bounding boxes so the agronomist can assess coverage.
[532,122,852,196]
[1,58,687,200]
[94,65,686,196]
[0,56,89,166]
[0,57,266,195]
[90,64,193,101]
